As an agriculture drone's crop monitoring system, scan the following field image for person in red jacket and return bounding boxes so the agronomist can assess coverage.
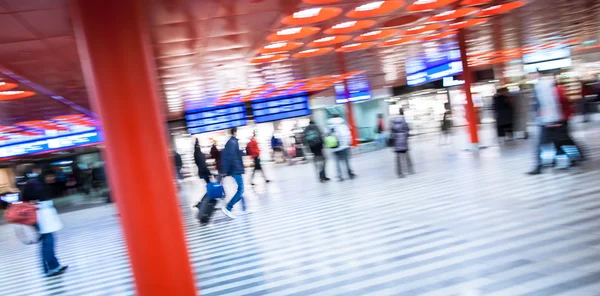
[556,84,585,163]
[247,133,270,186]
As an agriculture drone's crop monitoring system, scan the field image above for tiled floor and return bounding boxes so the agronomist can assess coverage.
[1,122,600,296]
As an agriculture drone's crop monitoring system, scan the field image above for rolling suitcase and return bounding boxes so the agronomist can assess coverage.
[195,178,225,225]
[196,194,218,225]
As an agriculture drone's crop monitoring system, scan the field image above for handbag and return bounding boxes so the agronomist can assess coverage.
[14,224,40,245]
[4,202,37,226]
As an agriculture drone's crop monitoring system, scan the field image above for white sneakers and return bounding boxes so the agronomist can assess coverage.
[221,207,237,219]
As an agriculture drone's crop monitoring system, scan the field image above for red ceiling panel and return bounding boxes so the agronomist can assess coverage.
[152,23,197,44]
[16,8,72,38]
[0,40,47,62]
[147,0,190,25]
[205,34,254,51]
[1,0,66,12]
[0,15,38,43]
[213,0,286,18]
[155,41,197,58]
[157,56,196,67]
[207,12,280,37]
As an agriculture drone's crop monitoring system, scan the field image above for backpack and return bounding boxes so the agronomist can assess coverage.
[324,127,339,149]
[4,202,37,226]
[206,182,225,200]
[305,127,321,147]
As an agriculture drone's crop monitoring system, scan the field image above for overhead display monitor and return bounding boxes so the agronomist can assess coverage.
[407,61,463,86]
[0,129,101,159]
[335,73,372,104]
[406,42,461,75]
[251,94,311,123]
[186,103,247,134]
[522,47,570,64]
[405,41,462,86]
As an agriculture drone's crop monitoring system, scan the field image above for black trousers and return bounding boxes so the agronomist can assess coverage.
[534,123,582,169]
[396,151,413,175]
[251,157,268,181]
[313,154,327,180]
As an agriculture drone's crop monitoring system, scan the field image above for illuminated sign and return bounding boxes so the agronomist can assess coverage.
[335,73,372,104]
[523,58,572,73]
[443,76,465,87]
[407,61,463,86]
[0,130,101,159]
[186,103,247,134]
[522,48,570,64]
[251,94,311,123]
[406,43,461,75]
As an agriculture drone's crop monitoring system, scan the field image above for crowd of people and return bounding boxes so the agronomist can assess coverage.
[7,70,598,280]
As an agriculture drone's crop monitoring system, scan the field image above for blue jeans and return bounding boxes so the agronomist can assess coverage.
[40,233,59,273]
[226,174,245,211]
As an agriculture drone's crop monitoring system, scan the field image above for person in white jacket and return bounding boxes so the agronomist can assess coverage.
[21,169,68,277]
[327,114,356,181]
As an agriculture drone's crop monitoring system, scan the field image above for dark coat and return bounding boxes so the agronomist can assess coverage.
[220,137,245,175]
[493,94,514,126]
[194,145,211,178]
[210,145,221,171]
[173,152,183,170]
[21,179,49,202]
[304,123,324,156]
[390,116,410,152]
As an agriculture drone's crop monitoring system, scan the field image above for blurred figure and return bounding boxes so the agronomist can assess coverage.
[173,150,183,181]
[528,72,567,175]
[271,134,286,163]
[327,114,356,182]
[247,132,270,186]
[493,87,514,142]
[210,140,221,173]
[194,139,211,184]
[220,127,246,219]
[440,103,453,146]
[304,119,330,182]
[513,88,531,139]
[21,167,68,277]
[390,108,414,178]
[375,113,386,147]
[581,79,599,122]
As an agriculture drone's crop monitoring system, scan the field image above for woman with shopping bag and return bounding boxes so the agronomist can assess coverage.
[12,168,68,277]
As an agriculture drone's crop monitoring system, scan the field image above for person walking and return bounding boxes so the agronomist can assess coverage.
[440,103,454,146]
[492,87,515,142]
[327,114,356,182]
[20,168,68,277]
[305,119,330,182]
[390,108,414,177]
[194,139,211,184]
[209,140,221,172]
[173,150,183,181]
[220,127,246,219]
[247,132,270,186]
[375,113,386,147]
[528,72,566,175]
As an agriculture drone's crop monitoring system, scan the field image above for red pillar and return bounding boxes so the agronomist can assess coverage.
[70,1,197,295]
[457,29,480,145]
[336,53,359,147]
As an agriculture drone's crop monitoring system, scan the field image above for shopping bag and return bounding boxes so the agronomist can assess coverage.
[14,224,40,245]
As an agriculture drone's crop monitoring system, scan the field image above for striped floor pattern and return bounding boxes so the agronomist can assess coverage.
[1,124,600,296]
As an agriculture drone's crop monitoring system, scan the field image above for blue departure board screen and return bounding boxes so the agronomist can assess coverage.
[0,129,101,159]
[185,103,247,134]
[251,94,311,123]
